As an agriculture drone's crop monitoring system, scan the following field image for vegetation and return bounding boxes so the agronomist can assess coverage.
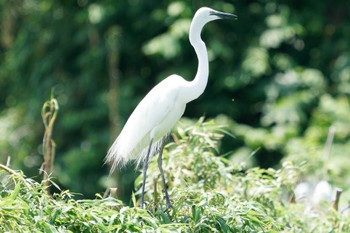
[1,0,350,231]
[1,0,349,199]
[1,120,350,232]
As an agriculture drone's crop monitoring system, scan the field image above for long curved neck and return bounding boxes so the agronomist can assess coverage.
[182,19,209,103]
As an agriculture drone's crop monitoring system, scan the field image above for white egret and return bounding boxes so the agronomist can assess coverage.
[105,7,237,209]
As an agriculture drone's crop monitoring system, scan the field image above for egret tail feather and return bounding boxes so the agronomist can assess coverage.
[105,135,168,173]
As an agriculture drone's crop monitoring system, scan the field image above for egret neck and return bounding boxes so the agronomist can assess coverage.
[182,17,209,103]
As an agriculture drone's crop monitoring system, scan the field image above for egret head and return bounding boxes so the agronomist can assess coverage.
[189,7,237,44]
[195,7,237,23]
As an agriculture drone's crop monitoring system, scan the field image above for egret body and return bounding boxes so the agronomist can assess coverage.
[105,7,236,209]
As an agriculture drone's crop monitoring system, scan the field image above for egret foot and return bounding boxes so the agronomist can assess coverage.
[165,200,174,214]
[157,139,174,214]
[140,139,153,209]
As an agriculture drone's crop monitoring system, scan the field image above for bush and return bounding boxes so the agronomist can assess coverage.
[1,119,349,232]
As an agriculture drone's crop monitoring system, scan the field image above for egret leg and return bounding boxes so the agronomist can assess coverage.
[157,138,173,210]
[140,138,153,209]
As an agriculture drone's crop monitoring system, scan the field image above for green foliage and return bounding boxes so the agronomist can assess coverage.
[1,121,350,232]
[1,1,349,230]
[1,0,350,204]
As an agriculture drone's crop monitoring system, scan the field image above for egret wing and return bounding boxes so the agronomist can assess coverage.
[106,75,186,170]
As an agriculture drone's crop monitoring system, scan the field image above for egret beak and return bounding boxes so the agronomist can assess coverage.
[210,10,238,20]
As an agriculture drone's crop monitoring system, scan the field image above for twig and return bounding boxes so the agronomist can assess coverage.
[322,126,335,179]
[332,188,343,211]
[103,187,118,198]
[323,126,335,161]
[6,156,11,167]
[106,26,121,141]
[0,163,18,175]
[41,94,59,194]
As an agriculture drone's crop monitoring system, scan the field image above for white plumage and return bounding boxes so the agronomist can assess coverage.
[104,7,236,208]
[106,75,187,170]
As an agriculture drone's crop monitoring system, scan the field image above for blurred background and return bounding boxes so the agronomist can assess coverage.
[0,0,349,203]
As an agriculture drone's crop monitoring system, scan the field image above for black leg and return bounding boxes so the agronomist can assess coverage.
[157,138,173,210]
[140,138,153,209]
